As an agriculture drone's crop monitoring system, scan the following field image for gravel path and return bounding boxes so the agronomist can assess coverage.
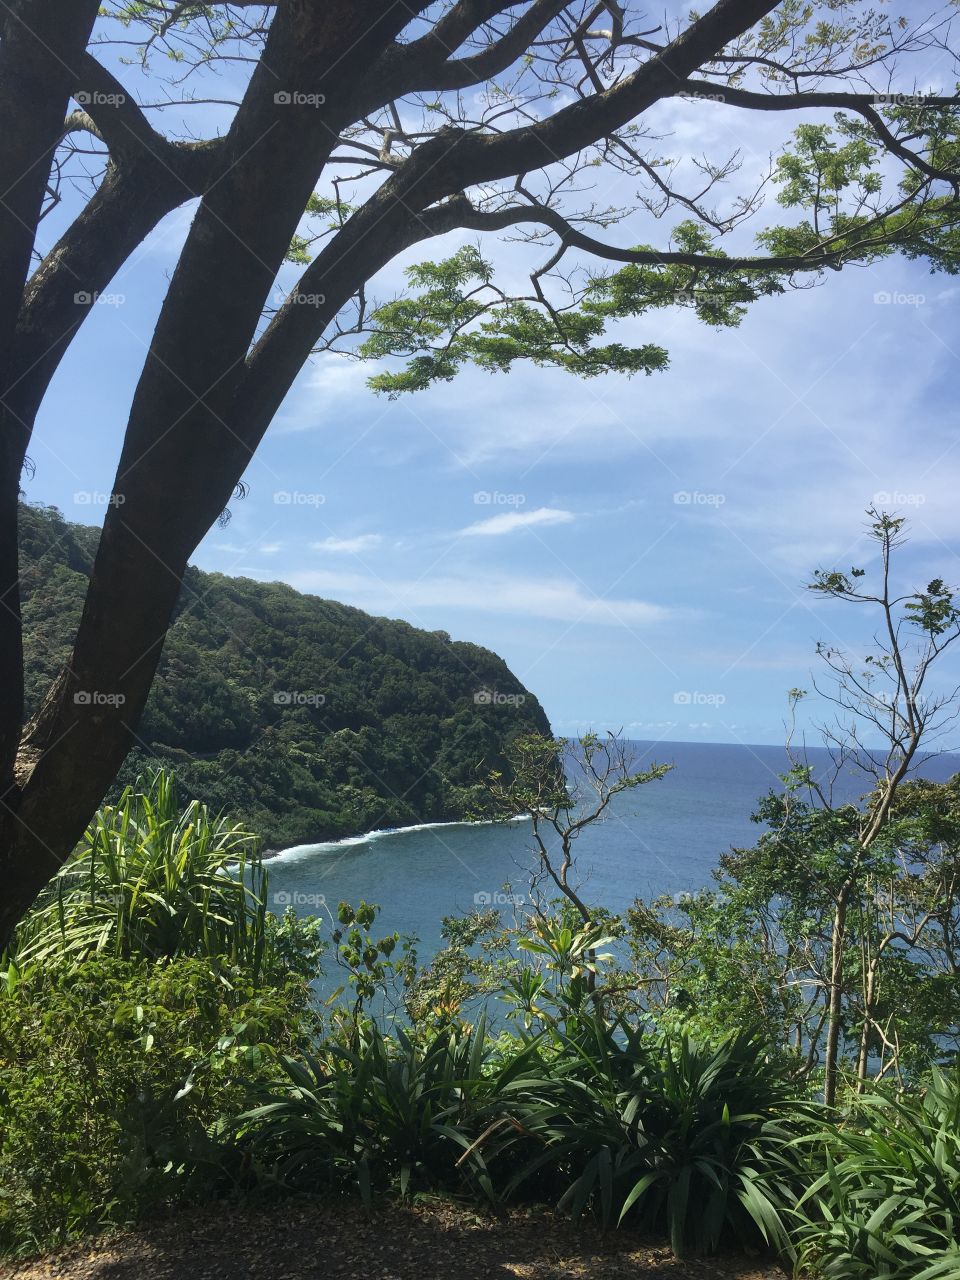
[0,1201,789,1280]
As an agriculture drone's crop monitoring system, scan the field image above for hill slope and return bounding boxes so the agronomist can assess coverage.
[19,504,551,847]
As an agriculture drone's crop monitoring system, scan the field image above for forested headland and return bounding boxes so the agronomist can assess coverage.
[19,503,550,848]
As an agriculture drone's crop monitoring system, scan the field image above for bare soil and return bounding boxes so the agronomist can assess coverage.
[0,1200,790,1280]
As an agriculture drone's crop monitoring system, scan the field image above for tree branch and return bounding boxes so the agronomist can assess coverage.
[680,79,960,189]
[68,52,173,159]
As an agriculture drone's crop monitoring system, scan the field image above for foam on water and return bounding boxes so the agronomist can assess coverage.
[265,814,530,867]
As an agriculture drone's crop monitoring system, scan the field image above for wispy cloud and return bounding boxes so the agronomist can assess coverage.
[310,534,383,554]
[460,507,575,537]
[284,565,677,627]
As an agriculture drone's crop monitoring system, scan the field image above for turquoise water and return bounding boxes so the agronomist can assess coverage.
[266,740,960,959]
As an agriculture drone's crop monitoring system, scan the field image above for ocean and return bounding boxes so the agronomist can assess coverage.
[265,740,960,961]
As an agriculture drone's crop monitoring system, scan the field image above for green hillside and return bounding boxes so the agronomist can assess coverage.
[18,503,551,847]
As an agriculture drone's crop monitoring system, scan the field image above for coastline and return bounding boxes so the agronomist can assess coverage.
[262,814,531,866]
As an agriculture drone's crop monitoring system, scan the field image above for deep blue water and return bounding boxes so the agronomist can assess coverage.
[266,740,960,960]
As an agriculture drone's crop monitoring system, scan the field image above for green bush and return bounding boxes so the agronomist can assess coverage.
[0,954,314,1255]
[8,771,269,973]
[499,1019,802,1254]
[0,771,325,1258]
[236,915,808,1257]
[236,1013,542,1204]
[788,1067,960,1280]
[238,1009,804,1256]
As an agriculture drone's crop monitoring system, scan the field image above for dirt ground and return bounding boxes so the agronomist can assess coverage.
[0,1200,790,1280]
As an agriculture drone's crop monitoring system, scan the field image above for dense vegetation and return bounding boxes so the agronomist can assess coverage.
[2,768,960,1277]
[18,503,550,846]
[4,514,959,1273]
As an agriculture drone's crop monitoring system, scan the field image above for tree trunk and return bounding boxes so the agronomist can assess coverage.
[823,895,848,1107]
[0,0,420,952]
[0,0,102,794]
[855,955,879,1090]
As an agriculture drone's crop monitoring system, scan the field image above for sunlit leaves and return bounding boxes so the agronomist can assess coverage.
[758,113,960,273]
[358,231,792,396]
[774,123,882,209]
[904,578,960,636]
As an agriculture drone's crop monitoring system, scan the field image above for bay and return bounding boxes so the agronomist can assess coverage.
[266,740,960,961]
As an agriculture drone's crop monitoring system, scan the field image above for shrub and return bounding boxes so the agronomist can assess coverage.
[236,1013,543,1204]
[0,772,325,1258]
[238,1009,804,1257]
[0,953,315,1255]
[501,1018,802,1254]
[8,771,269,973]
[789,1067,960,1280]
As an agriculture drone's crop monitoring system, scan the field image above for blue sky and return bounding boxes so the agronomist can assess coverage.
[26,10,960,747]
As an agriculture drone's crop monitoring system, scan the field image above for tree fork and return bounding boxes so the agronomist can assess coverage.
[0,0,424,950]
[0,0,102,820]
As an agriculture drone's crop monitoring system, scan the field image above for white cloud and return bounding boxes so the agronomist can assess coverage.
[259,542,283,555]
[274,357,376,435]
[310,534,383,554]
[460,507,575,537]
[282,565,677,628]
